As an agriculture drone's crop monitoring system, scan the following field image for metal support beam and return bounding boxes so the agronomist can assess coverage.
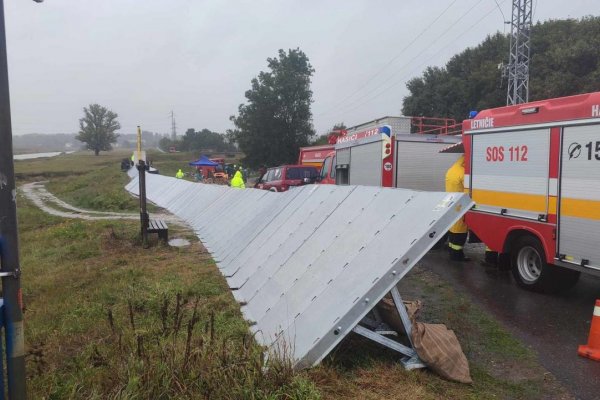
[0,0,27,397]
[353,287,425,370]
[506,0,533,105]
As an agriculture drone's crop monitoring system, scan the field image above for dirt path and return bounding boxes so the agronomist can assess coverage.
[21,181,186,225]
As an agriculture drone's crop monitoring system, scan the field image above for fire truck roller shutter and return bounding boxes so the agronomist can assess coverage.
[470,128,550,220]
[335,148,351,185]
[395,140,461,191]
[348,142,383,187]
[558,124,600,270]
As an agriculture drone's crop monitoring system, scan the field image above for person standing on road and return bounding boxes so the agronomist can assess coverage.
[445,155,470,261]
[230,170,245,189]
[175,168,184,179]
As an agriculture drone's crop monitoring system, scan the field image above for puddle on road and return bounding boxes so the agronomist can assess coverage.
[169,238,191,247]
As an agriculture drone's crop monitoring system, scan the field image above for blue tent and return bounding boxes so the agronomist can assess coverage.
[189,155,218,167]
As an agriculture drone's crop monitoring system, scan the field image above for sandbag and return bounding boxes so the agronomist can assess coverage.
[411,322,472,384]
[376,296,422,335]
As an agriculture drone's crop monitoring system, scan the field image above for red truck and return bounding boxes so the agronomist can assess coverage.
[317,116,461,190]
[463,91,600,292]
[297,144,335,169]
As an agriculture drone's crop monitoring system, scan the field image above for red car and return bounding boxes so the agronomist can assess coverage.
[256,165,319,192]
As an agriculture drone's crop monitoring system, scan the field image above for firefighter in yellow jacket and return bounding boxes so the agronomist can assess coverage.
[230,170,245,189]
[445,155,469,261]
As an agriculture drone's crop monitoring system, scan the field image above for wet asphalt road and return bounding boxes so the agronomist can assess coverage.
[420,245,600,400]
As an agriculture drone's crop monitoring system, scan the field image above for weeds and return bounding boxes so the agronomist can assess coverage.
[97,292,318,399]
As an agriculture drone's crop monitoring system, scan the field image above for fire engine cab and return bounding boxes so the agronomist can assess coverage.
[464,91,600,292]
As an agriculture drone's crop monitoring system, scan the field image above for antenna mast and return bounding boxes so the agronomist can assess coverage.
[506,0,533,105]
[170,110,177,140]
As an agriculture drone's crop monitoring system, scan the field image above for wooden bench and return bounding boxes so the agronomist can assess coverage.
[147,219,168,243]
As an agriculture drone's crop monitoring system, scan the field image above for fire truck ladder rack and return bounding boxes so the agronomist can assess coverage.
[411,116,462,135]
[126,174,473,369]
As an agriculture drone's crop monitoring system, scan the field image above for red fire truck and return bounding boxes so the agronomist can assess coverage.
[464,91,600,292]
[318,116,462,191]
[297,144,335,168]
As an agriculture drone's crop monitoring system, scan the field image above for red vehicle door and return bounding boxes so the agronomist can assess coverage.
[318,152,336,184]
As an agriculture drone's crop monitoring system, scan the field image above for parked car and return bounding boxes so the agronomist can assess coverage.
[256,165,319,192]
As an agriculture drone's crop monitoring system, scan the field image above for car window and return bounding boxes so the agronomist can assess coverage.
[286,167,317,180]
[321,156,331,179]
[264,169,274,182]
[272,168,282,181]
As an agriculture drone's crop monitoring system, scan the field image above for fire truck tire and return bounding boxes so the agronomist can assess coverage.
[510,235,579,293]
[269,188,278,192]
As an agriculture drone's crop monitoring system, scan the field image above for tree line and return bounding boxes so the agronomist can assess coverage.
[402,17,600,120]
[76,17,599,161]
[159,129,236,153]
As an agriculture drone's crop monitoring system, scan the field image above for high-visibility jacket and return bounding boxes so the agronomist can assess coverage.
[175,169,184,179]
[445,155,468,234]
[230,171,245,189]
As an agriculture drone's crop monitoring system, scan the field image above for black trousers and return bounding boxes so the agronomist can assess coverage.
[448,232,468,260]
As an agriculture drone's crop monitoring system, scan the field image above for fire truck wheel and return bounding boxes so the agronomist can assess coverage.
[510,235,579,293]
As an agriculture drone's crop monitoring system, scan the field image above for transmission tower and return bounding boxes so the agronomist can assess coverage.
[506,0,533,105]
[170,110,177,140]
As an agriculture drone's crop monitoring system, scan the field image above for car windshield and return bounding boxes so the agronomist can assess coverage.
[286,167,317,180]
[320,156,331,179]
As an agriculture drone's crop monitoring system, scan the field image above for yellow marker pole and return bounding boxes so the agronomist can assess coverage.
[136,125,142,165]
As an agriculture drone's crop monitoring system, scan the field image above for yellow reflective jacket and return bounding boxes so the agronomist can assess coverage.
[175,169,184,179]
[230,171,245,189]
[445,155,468,234]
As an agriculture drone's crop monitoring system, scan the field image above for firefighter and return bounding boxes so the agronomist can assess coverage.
[175,168,184,179]
[445,155,470,261]
[230,170,245,189]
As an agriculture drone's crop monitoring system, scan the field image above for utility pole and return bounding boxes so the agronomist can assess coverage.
[0,0,29,398]
[170,110,177,140]
[506,0,533,105]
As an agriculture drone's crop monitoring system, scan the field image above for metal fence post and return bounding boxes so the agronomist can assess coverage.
[0,0,27,397]
[137,160,148,247]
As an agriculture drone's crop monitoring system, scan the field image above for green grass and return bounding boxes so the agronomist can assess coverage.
[14,150,570,399]
[20,198,319,399]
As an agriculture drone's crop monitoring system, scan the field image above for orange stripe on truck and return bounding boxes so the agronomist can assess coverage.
[560,198,600,220]
[470,189,549,213]
[470,189,600,220]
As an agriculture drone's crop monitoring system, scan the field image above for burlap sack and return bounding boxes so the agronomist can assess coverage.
[411,322,472,384]
[376,296,422,335]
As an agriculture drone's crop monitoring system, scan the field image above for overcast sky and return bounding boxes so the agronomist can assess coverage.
[6,0,596,136]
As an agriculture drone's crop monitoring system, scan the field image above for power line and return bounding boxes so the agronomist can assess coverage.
[317,0,459,116]
[328,0,507,121]
[318,0,486,119]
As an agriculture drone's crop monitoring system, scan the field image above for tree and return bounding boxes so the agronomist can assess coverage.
[229,48,315,168]
[402,17,600,121]
[76,104,121,155]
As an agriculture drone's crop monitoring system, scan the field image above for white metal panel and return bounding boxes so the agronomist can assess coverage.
[395,140,460,191]
[558,124,600,269]
[336,147,350,165]
[347,116,411,136]
[471,129,550,217]
[125,173,473,369]
[349,141,382,186]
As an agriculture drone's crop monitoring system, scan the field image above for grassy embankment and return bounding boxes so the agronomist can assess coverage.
[15,150,569,399]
